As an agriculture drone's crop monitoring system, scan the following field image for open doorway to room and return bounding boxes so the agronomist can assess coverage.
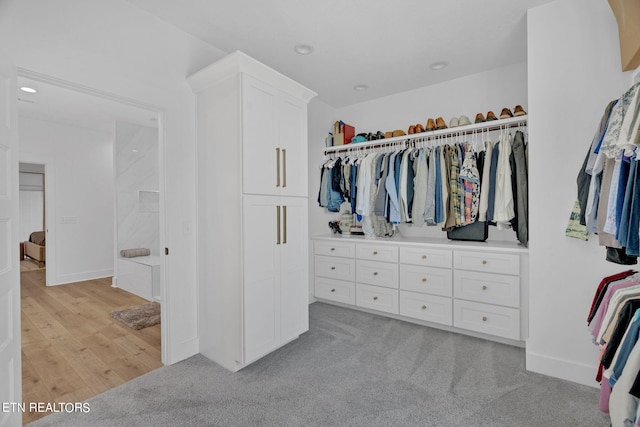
[18,162,46,273]
[17,72,165,424]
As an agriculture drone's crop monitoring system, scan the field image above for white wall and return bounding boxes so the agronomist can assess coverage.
[527,0,634,386]
[0,0,226,364]
[19,190,43,243]
[115,121,160,256]
[310,62,529,243]
[19,117,115,285]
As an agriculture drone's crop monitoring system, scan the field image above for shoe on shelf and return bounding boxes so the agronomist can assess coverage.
[376,131,385,139]
[514,105,527,116]
[384,131,393,139]
[392,129,406,137]
[426,118,436,131]
[408,125,415,134]
[449,117,459,128]
[435,117,447,130]
[415,123,424,133]
[486,111,498,121]
[500,108,513,119]
[458,115,471,126]
[475,113,486,123]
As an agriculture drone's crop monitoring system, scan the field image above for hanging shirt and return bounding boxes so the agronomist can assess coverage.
[385,152,401,224]
[412,148,428,226]
[601,83,640,159]
[434,146,444,225]
[603,157,623,235]
[478,139,494,222]
[459,147,480,224]
[494,134,514,230]
[425,148,437,226]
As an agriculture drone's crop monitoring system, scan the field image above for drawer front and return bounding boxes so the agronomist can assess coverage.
[399,264,452,297]
[314,240,355,258]
[356,260,398,288]
[400,247,452,268]
[356,283,399,315]
[453,251,520,275]
[356,244,398,263]
[315,276,355,305]
[399,291,452,326]
[453,300,520,340]
[453,270,520,308]
[315,255,355,281]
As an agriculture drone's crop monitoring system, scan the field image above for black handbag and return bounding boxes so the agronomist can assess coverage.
[606,247,638,265]
[447,221,489,242]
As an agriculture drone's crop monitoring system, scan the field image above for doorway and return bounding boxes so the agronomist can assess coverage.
[17,71,166,423]
[18,162,46,273]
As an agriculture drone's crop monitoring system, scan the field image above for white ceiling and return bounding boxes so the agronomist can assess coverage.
[127,0,554,107]
[14,0,554,132]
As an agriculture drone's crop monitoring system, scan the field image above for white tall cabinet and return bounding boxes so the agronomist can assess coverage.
[187,51,316,372]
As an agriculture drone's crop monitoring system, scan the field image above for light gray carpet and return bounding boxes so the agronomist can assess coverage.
[29,302,609,426]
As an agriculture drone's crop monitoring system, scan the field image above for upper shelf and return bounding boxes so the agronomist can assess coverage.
[324,114,528,153]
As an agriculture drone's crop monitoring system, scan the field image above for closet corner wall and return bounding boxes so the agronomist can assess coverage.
[187,51,317,372]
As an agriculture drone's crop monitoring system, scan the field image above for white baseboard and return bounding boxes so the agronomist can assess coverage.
[167,336,198,365]
[50,269,114,286]
[526,349,599,388]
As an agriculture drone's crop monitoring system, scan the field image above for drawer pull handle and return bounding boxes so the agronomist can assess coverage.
[373,251,378,255]
[330,247,336,251]
[330,288,336,293]
[482,285,488,290]
[421,278,427,283]
[482,316,488,322]
[373,296,378,301]
[482,260,487,265]
[373,272,378,276]
[421,255,427,260]
[421,305,427,310]
[331,266,336,270]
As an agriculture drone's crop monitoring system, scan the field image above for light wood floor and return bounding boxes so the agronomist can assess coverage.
[20,270,162,425]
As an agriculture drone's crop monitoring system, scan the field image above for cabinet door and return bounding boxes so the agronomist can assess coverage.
[278,93,308,197]
[242,74,278,196]
[242,195,280,363]
[279,197,309,342]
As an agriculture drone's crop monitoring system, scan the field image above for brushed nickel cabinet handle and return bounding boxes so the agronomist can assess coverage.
[276,206,281,245]
[482,316,488,322]
[373,296,378,301]
[330,247,336,251]
[421,255,427,260]
[330,288,336,293]
[421,278,427,283]
[282,148,287,188]
[276,148,281,187]
[283,205,287,244]
[373,272,378,276]
[373,251,378,255]
[421,305,427,310]
[331,266,336,270]
[482,260,487,265]
[482,285,488,290]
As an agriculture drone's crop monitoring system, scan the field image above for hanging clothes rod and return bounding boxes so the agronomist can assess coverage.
[324,115,527,155]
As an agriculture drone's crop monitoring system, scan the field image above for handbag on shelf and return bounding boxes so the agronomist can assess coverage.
[446,221,489,242]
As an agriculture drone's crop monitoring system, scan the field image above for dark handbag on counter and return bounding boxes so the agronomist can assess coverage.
[447,221,489,242]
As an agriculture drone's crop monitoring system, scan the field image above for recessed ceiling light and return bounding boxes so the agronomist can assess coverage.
[294,44,314,55]
[20,86,37,93]
[132,149,139,153]
[429,61,448,71]
[353,84,369,91]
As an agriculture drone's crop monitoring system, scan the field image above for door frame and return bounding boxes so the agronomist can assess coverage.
[16,67,169,364]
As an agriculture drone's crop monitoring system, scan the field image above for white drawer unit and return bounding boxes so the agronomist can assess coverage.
[356,259,398,289]
[314,240,355,258]
[356,283,399,315]
[399,264,452,297]
[399,290,452,326]
[453,251,520,275]
[453,300,520,340]
[453,270,519,308]
[312,236,527,345]
[400,247,452,268]
[314,276,356,305]
[314,255,355,281]
[356,244,398,263]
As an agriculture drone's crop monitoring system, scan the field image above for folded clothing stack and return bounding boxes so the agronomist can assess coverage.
[120,248,151,258]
